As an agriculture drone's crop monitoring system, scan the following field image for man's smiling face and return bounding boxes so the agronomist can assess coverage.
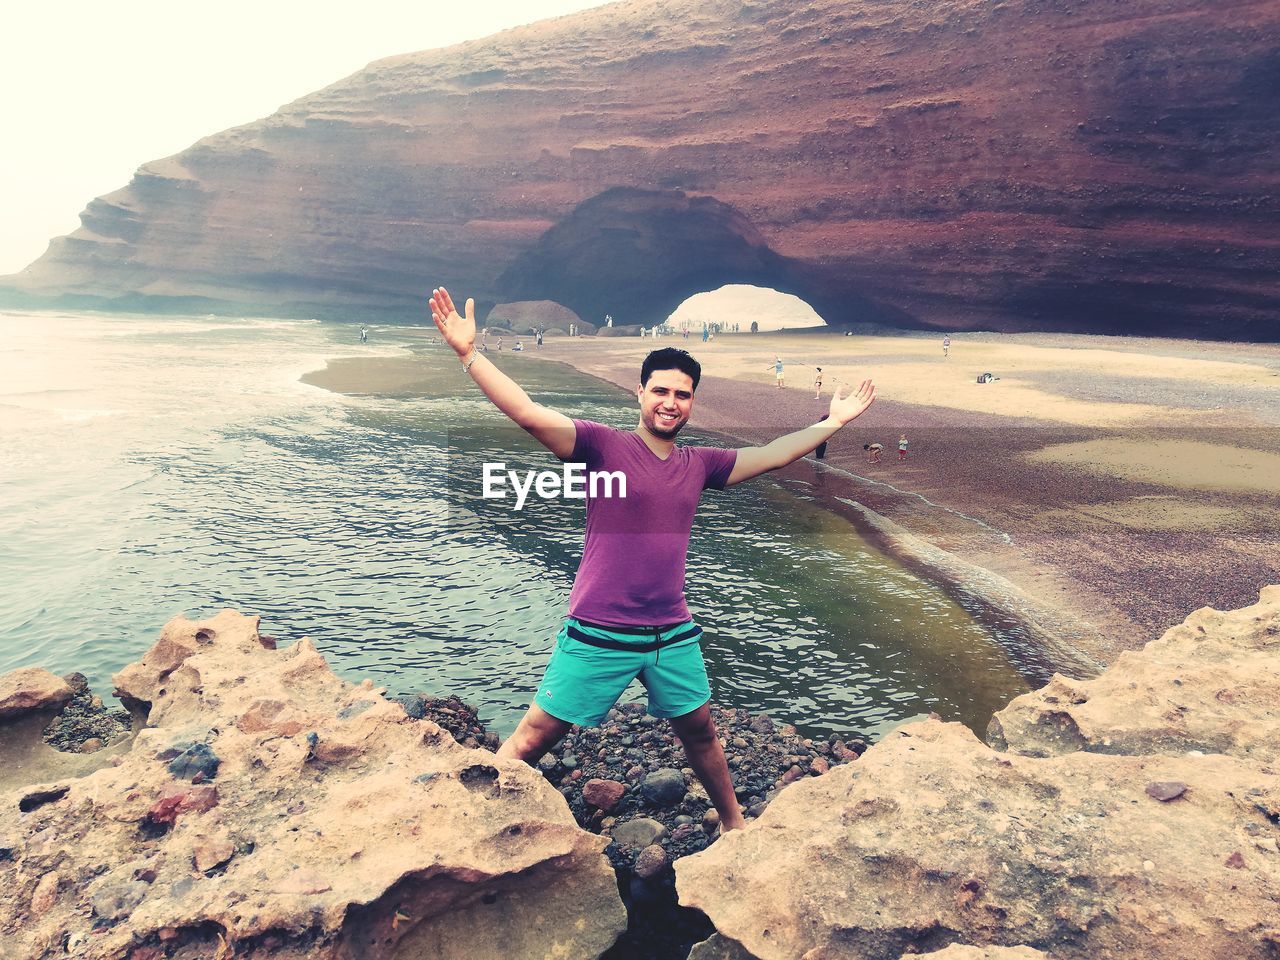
[637,368,695,440]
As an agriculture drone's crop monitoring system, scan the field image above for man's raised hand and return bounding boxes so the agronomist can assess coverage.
[429,287,476,356]
[828,378,876,425]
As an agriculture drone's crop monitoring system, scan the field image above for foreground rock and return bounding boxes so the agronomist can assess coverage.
[0,668,72,719]
[0,610,625,959]
[989,590,1280,764]
[677,588,1280,959]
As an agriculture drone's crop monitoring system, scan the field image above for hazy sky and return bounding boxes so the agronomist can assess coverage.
[0,1,609,275]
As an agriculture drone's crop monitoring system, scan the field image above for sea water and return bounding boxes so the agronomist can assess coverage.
[0,310,1035,738]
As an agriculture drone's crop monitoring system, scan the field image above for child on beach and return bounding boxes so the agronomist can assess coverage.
[771,357,784,388]
[813,367,823,399]
[942,335,950,358]
[898,435,908,460]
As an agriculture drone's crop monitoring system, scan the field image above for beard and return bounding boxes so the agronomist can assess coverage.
[644,410,687,439]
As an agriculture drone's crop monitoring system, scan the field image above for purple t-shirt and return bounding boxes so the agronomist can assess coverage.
[565,419,737,627]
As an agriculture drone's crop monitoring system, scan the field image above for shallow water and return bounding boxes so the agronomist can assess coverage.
[1,310,1036,738]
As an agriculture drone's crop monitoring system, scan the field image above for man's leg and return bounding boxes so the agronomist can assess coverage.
[670,704,746,831]
[498,703,573,764]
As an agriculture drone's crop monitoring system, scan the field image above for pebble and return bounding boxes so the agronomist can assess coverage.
[167,743,220,782]
[634,844,668,880]
[611,817,668,848]
[582,779,626,812]
[193,835,235,873]
[641,769,687,807]
[90,879,148,921]
[1144,781,1188,802]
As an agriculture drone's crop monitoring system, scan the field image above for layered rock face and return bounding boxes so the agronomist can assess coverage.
[6,0,1279,338]
[676,586,1280,959]
[0,610,625,960]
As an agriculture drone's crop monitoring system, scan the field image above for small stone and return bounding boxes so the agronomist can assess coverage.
[634,844,668,880]
[780,765,804,785]
[810,757,830,775]
[582,778,627,812]
[749,715,775,735]
[168,743,220,781]
[612,817,668,848]
[626,764,646,781]
[395,694,427,719]
[1225,851,1246,870]
[80,738,105,753]
[561,753,579,770]
[91,879,149,920]
[1144,781,1187,802]
[31,872,60,913]
[702,809,721,833]
[747,801,769,818]
[641,769,687,807]
[193,834,236,872]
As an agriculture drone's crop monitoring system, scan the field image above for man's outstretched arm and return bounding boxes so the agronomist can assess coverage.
[726,379,875,487]
[429,287,575,459]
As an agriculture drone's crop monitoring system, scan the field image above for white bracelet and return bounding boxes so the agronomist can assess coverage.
[462,349,479,373]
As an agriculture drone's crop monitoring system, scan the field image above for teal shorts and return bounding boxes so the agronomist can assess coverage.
[534,617,711,727]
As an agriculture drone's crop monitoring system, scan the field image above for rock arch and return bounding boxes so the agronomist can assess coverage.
[496,188,883,330]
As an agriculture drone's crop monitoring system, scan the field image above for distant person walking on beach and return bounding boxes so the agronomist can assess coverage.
[864,442,883,463]
[898,434,908,460]
[772,357,784,388]
[942,335,950,358]
[428,285,874,832]
[813,414,829,460]
[813,367,823,399]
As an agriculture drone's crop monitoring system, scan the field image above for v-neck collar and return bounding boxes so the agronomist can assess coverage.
[632,429,676,463]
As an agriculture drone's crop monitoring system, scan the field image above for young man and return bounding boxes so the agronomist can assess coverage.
[429,287,875,831]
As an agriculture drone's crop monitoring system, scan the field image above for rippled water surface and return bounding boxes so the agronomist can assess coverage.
[1,310,1038,738]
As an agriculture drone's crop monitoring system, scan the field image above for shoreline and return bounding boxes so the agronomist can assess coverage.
[304,327,1280,672]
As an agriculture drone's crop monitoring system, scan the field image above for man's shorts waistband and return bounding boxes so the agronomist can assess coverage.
[565,617,701,653]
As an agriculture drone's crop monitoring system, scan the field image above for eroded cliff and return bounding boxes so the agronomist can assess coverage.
[6,0,1279,338]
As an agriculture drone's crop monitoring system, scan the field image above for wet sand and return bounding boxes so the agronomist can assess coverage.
[308,328,1280,670]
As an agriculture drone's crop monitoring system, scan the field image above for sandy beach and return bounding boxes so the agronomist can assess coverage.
[306,327,1280,671]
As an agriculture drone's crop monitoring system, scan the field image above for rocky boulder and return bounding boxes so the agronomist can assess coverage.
[0,610,626,959]
[0,668,72,719]
[989,588,1280,764]
[484,299,591,334]
[677,588,1280,959]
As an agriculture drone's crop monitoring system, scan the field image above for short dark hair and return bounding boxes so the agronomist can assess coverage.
[641,348,701,391]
